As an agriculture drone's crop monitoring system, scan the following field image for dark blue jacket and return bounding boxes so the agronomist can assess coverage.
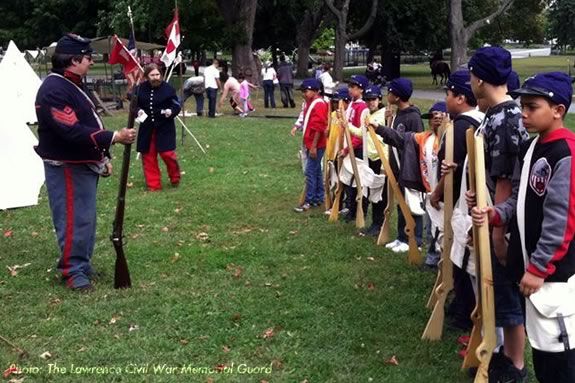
[35,73,114,162]
[135,81,181,153]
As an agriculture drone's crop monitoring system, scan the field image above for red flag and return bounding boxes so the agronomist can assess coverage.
[161,9,180,67]
[108,35,143,89]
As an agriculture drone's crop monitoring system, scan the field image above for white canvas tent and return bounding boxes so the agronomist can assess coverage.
[0,41,44,210]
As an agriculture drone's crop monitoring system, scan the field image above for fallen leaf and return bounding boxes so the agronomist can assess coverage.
[288,230,299,235]
[78,347,87,352]
[179,339,189,345]
[264,282,272,287]
[40,351,52,359]
[174,208,182,213]
[206,378,214,383]
[109,315,121,325]
[31,232,38,237]
[129,324,139,332]
[7,263,32,277]
[171,253,181,263]
[136,224,145,228]
[196,232,209,241]
[127,182,134,188]
[8,378,25,383]
[161,227,169,232]
[215,364,226,372]
[242,171,248,175]
[3,364,20,379]
[223,345,231,353]
[261,327,275,339]
[367,256,375,261]
[4,230,13,238]
[208,167,215,173]
[261,380,269,383]
[231,313,241,322]
[367,282,375,290]
[385,355,399,366]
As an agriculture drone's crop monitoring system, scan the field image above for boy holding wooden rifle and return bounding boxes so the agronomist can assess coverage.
[472,72,575,383]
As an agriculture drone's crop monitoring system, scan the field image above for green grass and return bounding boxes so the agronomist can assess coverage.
[1,89,574,382]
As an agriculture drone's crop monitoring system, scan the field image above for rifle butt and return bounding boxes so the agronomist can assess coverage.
[113,246,132,289]
[421,293,447,341]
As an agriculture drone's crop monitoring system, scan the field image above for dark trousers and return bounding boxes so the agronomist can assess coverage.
[345,148,364,218]
[45,163,98,289]
[447,264,476,331]
[194,93,204,116]
[533,348,575,383]
[262,80,276,108]
[397,205,423,246]
[280,83,295,107]
[206,88,218,117]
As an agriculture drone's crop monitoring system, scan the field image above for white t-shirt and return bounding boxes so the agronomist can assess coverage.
[424,135,439,190]
[261,67,276,81]
[319,71,336,95]
[204,65,220,89]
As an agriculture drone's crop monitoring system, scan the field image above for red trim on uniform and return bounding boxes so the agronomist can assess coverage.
[527,263,548,278]
[89,130,107,148]
[543,135,575,277]
[62,167,75,287]
[51,106,79,126]
[490,210,503,226]
[539,127,574,144]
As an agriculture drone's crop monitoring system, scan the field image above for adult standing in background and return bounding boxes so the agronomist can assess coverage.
[261,61,277,108]
[277,55,296,108]
[319,63,337,97]
[204,58,221,118]
[136,64,182,191]
[182,75,205,116]
[34,33,135,291]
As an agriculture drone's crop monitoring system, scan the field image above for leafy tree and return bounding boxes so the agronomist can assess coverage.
[325,0,379,81]
[548,0,575,51]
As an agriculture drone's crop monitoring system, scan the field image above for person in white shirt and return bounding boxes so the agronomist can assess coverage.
[319,63,337,98]
[203,59,221,117]
[260,61,277,108]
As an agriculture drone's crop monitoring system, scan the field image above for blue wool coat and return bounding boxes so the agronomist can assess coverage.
[135,81,181,153]
[35,73,114,162]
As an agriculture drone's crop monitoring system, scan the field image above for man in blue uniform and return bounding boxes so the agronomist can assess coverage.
[35,33,135,291]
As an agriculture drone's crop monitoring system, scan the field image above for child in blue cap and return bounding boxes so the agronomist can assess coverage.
[467,46,530,382]
[472,72,575,383]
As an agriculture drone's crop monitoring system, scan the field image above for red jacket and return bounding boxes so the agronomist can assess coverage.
[347,99,368,150]
[303,96,328,150]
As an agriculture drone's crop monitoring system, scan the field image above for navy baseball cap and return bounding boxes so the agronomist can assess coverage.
[364,85,382,100]
[54,33,93,55]
[509,72,574,111]
[387,78,413,100]
[445,70,476,105]
[421,101,447,119]
[507,70,520,92]
[468,46,512,86]
[348,74,369,89]
[298,78,321,91]
[332,87,351,101]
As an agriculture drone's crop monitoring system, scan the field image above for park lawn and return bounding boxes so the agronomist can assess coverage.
[1,92,574,382]
[345,55,575,91]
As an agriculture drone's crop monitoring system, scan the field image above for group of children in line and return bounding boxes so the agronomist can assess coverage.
[291,46,575,382]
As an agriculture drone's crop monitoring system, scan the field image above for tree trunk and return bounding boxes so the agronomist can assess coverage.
[382,49,400,81]
[333,27,347,81]
[216,0,258,80]
[296,44,312,78]
[295,8,325,78]
[450,0,514,70]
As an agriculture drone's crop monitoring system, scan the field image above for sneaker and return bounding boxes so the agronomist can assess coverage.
[339,207,350,215]
[294,203,311,213]
[324,209,332,216]
[392,242,410,253]
[385,239,402,249]
[488,351,528,383]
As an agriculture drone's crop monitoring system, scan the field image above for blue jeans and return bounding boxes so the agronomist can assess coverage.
[206,88,218,117]
[262,80,276,108]
[45,163,99,288]
[180,93,204,116]
[397,206,423,246]
[424,212,440,266]
[304,148,325,205]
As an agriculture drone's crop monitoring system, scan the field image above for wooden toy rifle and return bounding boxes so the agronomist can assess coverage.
[324,101,333,210]
[339,100,365,228]
[377,106,394,245]
[367,124,421,265]
[471,132,496,383]
[462,127,482,369]
[422,118,454,340]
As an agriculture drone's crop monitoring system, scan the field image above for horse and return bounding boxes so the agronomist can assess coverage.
[429,59,451,86]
